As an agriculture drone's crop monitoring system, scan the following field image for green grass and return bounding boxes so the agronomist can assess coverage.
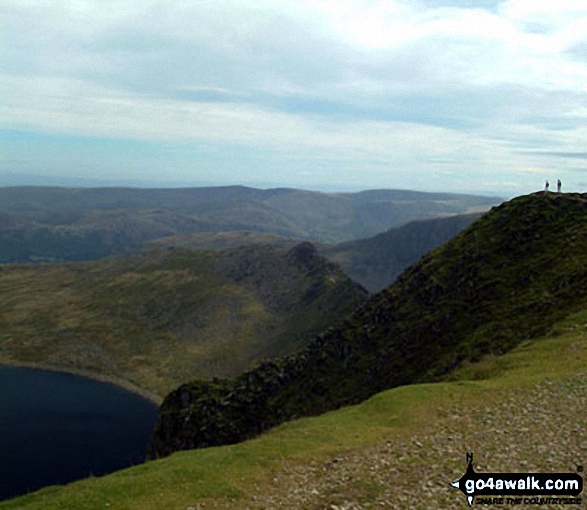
[3,310,585,509]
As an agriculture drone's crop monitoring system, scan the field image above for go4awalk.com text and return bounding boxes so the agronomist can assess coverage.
[450,453,583,507]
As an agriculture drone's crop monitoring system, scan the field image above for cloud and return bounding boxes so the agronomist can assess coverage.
[1,0,587,195]
[567,40,587,62]
[521,151,587,159]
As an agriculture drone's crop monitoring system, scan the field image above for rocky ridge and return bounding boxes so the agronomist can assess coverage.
[147,193,587,460]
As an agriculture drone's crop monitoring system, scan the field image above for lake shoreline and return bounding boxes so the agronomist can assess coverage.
[0,359,163,405]
[0,363,160,502]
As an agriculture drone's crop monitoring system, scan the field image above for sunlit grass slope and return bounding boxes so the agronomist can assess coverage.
[2,307,586,509]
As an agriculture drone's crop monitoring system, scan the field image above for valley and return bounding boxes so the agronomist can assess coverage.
[0,185,496,400]
[320,212,481,292]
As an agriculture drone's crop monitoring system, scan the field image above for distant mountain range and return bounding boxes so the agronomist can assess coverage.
[0,185,501,262]
[147,192,587,459]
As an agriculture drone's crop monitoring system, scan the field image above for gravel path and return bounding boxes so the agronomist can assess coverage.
[243,373,586,509]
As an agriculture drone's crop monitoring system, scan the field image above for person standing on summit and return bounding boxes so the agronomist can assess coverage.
[545,179,550,192]
[557,179,562,193]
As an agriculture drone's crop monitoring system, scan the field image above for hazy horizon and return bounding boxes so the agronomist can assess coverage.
[2,1,586,198]
[0,170,511,198]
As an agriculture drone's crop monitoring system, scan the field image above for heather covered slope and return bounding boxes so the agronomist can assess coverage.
[0,243,367,399]
[147,192,587,459]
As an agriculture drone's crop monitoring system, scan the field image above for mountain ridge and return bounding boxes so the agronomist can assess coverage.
[147,192,587,459]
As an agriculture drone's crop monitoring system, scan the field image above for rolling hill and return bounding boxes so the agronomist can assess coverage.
[0,185,500,262]
[141,231,300,252]
[147,192,587,459]
[0,243,367,400]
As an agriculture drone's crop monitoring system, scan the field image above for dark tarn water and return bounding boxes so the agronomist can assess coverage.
[0,366,158,501]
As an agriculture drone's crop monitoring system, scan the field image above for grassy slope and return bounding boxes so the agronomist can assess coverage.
[146,192,587,457]
[141,231,300,252]
[0,244,366,400]
[2,306,585,509]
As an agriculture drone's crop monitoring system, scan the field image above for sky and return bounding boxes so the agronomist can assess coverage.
[1,0,586,196]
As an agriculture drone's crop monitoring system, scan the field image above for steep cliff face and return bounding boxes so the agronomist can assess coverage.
[147,193,587,460]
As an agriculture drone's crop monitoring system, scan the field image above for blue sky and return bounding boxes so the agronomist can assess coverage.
[1,0,586,196]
